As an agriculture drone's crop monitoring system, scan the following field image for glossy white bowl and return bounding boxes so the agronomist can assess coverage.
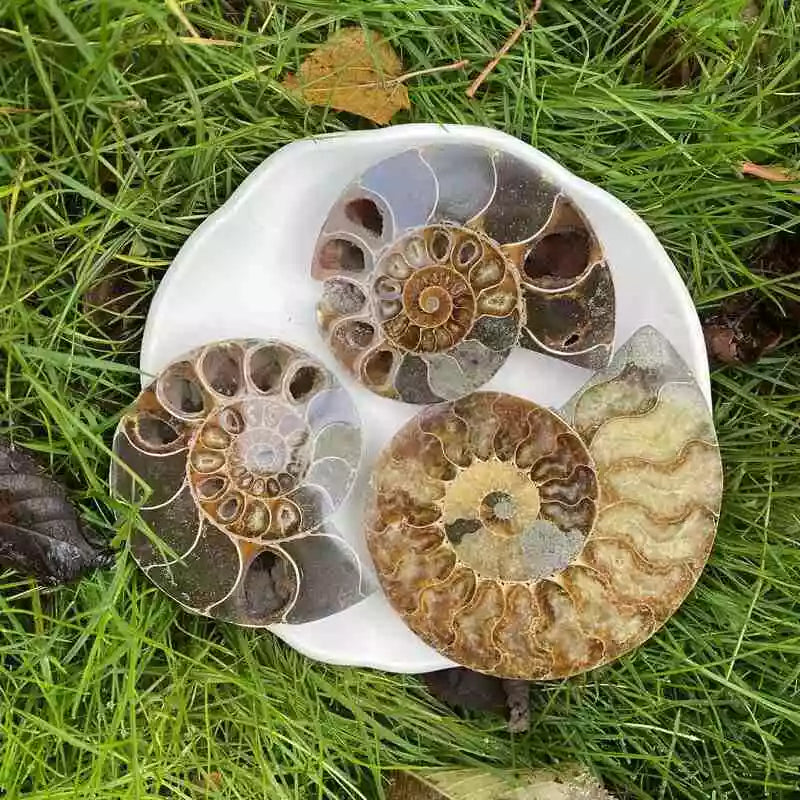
[141,124,709,673]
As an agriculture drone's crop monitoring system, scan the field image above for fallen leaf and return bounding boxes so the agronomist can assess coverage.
[702,296,783,365]
[0,440,114,584]
[503,678,531,733]
[742,0,761,22]
[284,28,410,125]
[421,667,506,714]
[195,771,223,794]
[387,766,617,800]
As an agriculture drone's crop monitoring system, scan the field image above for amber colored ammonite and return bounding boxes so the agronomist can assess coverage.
[365,327,723,679]
[312,144,616,403]
[111,339,372,626]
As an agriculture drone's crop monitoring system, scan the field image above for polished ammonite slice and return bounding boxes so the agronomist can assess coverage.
[365,327,722,679]
[312,144,616,404]
[111,339,372,626]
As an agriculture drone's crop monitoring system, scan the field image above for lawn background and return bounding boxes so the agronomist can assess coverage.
[1,1,799,798]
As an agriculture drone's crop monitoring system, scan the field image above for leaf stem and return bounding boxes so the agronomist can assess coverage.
[391,59,470,86]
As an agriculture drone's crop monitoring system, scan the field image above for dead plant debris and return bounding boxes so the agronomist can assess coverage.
[702,231,800,366]
[419,667,531,733]
[466,1,542,98]
[0,440,114,584]
[643,28,701,88]
[284,28,410,125]
[284,28,468,124]
[386,766,617,800]
[741,161,800,189]
[82,263,149,337]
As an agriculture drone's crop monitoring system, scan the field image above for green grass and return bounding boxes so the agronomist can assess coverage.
[1,0,799,797]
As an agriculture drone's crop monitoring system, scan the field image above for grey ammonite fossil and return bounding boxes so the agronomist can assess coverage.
[312,143,615,403]
[365,327,722,679]
[111,339,372,626]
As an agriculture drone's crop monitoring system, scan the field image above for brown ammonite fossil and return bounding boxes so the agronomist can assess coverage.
[365,327,723,679]
[312,144,616,404]
[111,339,372,626]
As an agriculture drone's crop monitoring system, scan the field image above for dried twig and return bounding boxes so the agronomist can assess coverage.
[176,36,237,46]
[163,0,236,47]
[741,161,800,186]
[165,0,201,39]
[467,0,542,98]
[295,58,470,91]
[390,58,470,86]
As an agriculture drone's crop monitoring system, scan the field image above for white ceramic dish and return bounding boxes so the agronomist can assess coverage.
[141,123,709,673]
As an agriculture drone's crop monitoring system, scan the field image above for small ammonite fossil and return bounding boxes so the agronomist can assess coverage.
[111,339,372,626]
[365,327,722,679]
[312,144,616,403]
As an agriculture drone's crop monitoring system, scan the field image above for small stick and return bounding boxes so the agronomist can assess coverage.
[177,36,237,46]
[467,0,542,98]
[293,59,470,93]
[741,161,800,184]
[165,0,201,39]
[390,58,470,86]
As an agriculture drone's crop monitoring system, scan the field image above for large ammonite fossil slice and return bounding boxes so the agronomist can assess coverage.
[365,327,722,679]
[111,339,372,626]
[312,144,615,403]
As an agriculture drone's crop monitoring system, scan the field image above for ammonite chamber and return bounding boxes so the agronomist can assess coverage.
[111,339,372,626]
[312,144,616,403]
[365,327,722,679]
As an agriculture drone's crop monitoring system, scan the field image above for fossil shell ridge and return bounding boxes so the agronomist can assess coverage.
[365,327,721,679]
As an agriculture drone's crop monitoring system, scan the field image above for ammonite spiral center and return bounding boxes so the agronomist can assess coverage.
[378,263,476,355]
[481,491,515,521]
[188,397,312,537]
[400,267,461,333]
[236,434,287,474]
[373,226,515,358]
[442,458,550,572]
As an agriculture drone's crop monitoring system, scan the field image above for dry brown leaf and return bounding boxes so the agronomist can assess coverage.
[284,28,410,125]
[701,230,800,366]
[0,440,114,584]
[741,161,800,188]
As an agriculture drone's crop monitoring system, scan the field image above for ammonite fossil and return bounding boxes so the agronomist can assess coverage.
[111,339,372,626]
[365,327,722,679]
[312,144,615,403]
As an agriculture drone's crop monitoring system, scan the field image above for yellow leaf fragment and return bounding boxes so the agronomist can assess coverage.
[387,766,617,800]
[284,28,410,125]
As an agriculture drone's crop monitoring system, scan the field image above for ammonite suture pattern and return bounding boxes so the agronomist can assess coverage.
[111,339,373,626]
[365,327,722,679]
[312,144,616,403]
